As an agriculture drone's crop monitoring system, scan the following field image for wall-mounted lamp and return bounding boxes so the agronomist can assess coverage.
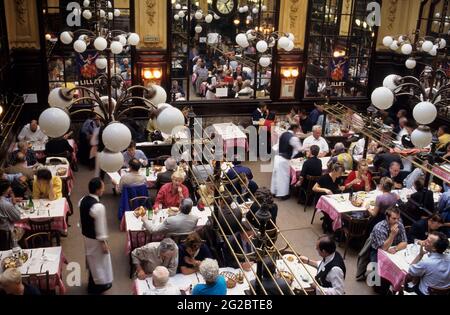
[281,67,299,78]
[333,50,346,58]
[142,68,163,80]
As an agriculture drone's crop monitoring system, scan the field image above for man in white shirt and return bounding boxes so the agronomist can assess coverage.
[396,117,408,141]
[145,266,181,295]
[300,235,346,295]
[270,124,303,199]
[17,120,48,143]
[302,125,329,157]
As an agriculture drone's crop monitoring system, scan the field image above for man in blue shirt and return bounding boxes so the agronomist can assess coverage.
[407,232,450,295]
[308,104,323,126]
[226,161,253,180]
[122,141,148,168]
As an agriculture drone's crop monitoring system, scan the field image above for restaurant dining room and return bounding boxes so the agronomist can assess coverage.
[0,0,449,306]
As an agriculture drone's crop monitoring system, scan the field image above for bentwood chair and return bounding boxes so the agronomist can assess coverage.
[298,175,321,212]
[28,219,60,246]
[23,232,54,249]
[129,196,153,212]
[22,271,53,295]
[341,213,370,259]
[0,230,12,250]
[128,230,152,279]
[167,232,191,244]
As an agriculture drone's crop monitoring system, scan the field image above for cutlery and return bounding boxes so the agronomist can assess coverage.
[40,263,44,273]
[145,279,151,290]
[195,272,200,283]
[30,249,33,258]
[48,209,50,217]
[42,249,46,257]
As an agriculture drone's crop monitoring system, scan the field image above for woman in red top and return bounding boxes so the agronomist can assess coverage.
[344,159,373,192]
[154,171,189,210]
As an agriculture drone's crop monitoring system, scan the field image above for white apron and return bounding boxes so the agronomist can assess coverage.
[270,155,290,197]
[84,237,113,285]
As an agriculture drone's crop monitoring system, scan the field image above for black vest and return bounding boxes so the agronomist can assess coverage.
[278,132,294,159]
[80,195,98,240]
[315,252,346,288]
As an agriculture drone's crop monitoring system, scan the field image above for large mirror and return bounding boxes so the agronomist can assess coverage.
[170,0,277,102]
[304,0,375,99]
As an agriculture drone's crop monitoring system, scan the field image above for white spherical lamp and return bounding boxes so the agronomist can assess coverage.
[99,151,124,173]
[114,9,121,17]
[108,12,114,21]
[259,56,271,67]
[246,30,256,40]
[175,4,181,9]
[242,5,249,12]
[205,14,213,23]
[156,106,185,134]
[149,85,167,106]
[287,33,295,42]
[422,40,433,52]
[60,31,73,45]
[285,40,295,52]
[194,11,203,20]
[39,108,71,138]
[99,9,106,18]
[117,35,127,46]
[74,40,87,53]
[102,122,132,152]
[83,0,90,7]
[82,10,92,20]
[252,7,259,14]
[128,33,140,46]
[401,43,413,55]
[110,41,123,54]
[262,5,267,12]
[382,36,393,47]
[429,45,438,56]
[278,36,290,50]
[405,58,416,69]
[411,126,432,148]
[94,37,108,51]
[256,40,268,53]
[236,33,249,48]
[371,87,394,110]
[95,57,107,69]
[195,25,202,34]
[214,13,220,20]
[413,101,437,125]
[174,14,180,21]
[48,88,73,109]
[178,11,185,18]
[383,74,400,91]
[439,38,446,49]
[389,40,399,50]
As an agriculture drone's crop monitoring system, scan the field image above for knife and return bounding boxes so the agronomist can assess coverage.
[40,263,44,273]
[42,248,46,257]
[30,249,33,258]
[146,279,151,290]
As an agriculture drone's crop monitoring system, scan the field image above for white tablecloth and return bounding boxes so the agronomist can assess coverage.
[0,247,62,274]
[124,206,212,232]
[289,157,331,173]
[107,167,166,186]
[134,267,255,295]
[45,164,70,179]
[18,198,67,220]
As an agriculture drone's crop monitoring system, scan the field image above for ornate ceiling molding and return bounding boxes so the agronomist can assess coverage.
[14,0,26,25]
[289,0,300,30]
[387,0,398,31]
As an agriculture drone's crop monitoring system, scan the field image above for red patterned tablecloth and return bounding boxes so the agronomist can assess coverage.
[377,249,407,292]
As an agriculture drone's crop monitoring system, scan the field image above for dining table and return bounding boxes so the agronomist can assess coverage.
[0,246,67,294]
[15,198,70,234]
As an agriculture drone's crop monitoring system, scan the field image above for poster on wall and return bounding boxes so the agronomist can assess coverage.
[329,57,348,82]
[77,52,99,79]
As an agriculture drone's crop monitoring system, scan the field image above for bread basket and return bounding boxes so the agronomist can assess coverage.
[220,271,237,289]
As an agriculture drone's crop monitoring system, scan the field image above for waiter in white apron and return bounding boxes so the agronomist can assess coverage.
[271,124,302,199]
[79,177,113,294]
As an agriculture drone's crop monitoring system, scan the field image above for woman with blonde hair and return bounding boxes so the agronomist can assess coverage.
[344,159,373,192]
[153,171,189,210]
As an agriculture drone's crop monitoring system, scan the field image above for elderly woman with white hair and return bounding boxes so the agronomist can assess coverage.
[146,266,181,295]
[0,268,40,295]
[153,171,189,210]
[192,258,227,295]
[132,238,179,280]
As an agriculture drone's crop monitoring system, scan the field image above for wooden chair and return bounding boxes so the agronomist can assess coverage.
[428,286,450,295]
[22,271,52,295]
[341,213,370,259]
[45,156,69,165]
[0,230,12,250]
[167,232,191,244]
[298,175,321,212]
[129,196,152,212]
[28,219,60,246]
[128,230,152,279]
[24,232,54,249]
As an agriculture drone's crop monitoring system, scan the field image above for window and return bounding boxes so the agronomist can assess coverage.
[169,0,277,102]
[304,0,376,99]
[43,0,132,94]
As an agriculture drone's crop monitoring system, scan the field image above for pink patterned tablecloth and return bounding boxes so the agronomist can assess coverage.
[315,196,345,231]
[223,138,248,153]
[15,198,70,233]
[377,249,407,292]
[432,164,450,183]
